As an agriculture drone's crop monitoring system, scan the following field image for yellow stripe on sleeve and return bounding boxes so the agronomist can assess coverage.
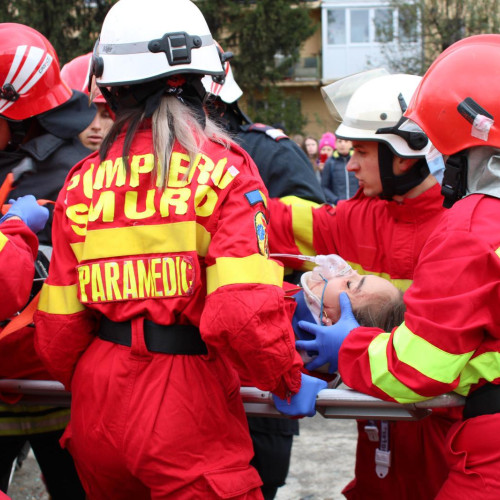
[206,254,284,295]
[38,283,85,314]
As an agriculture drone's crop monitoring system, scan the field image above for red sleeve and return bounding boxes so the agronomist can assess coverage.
[200,166,302,398]
[0,219,38,320]
[34,186,97,390]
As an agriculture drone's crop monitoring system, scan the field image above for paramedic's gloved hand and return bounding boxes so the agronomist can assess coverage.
[296,292,359,374]
[273,373,327,417]
[0,196,49,233]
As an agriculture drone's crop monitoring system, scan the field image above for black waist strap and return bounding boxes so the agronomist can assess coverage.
[98,317,208,355]
[463,383,500,420]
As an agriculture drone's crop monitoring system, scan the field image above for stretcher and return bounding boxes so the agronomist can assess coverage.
[0,379,464,421]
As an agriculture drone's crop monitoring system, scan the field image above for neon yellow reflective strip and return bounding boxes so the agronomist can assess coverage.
[0,232,7,252]
[393,323,474,385]
[368,332,428,403]
[38,283,85,314]
[206,254,284,295]
[457,351,500,396]
[495,247,500,258]
[348,261,412,292]
[72,222,211,262]
[280,195,320,209]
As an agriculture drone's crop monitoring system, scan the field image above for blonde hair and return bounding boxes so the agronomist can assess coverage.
[100,91,233,189]
[152,95,232,187]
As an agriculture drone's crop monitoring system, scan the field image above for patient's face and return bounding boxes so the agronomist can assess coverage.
[305,270,399,325]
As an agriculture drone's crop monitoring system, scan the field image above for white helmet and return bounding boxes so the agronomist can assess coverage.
[91,0,224,86]
[322,71,430,158]
[201,42,243,104]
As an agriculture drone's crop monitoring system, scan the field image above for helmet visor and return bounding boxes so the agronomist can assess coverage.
[320,68,390,128]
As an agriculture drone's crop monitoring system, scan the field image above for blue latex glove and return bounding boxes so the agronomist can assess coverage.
[296,292,359,374]
[273,373,327,417]
[0,195,49,233]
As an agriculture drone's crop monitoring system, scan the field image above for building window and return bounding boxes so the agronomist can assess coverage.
[327,8,346,45]
[326,5,416,46]
[350,9,369,43]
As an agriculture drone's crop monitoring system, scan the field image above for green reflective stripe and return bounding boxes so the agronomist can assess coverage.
[457,351,500,396]
[368,332,427,403]
[393,323,474,385]
[348,261,412,292]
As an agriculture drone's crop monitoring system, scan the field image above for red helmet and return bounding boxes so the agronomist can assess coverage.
[405,34,500,156]
[0,23,72,120]
[61,52,107,104]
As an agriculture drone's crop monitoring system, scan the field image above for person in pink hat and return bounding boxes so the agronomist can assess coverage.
[318,131,336,173]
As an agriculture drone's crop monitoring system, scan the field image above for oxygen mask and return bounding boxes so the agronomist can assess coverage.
[271,253,353,324]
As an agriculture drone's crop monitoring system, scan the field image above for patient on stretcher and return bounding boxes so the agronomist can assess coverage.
[285,254,405,374]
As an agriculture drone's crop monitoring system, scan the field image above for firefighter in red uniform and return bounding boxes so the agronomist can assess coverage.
[298,36,500,499]
[268,71,460,499]
[34,1,326,498]
[0,196,48,319]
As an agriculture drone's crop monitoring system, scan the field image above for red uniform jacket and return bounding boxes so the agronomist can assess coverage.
[34,128,302,397]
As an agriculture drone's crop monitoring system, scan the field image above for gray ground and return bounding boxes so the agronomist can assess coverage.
[7,415,357,500]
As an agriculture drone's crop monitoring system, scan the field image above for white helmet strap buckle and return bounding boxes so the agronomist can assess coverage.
[149,32,206,66]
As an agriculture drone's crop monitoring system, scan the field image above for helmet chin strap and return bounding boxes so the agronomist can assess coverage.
[378,143,430,200]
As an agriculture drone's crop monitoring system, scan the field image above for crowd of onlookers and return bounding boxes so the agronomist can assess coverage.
[292,131,359,205]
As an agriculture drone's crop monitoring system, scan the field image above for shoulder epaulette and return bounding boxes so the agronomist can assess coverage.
[244,123,289,141]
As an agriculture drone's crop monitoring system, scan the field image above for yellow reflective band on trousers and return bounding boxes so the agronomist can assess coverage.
[456,351,500,396]
[368,332,428,403]
[393,323,474,385]
[206,254,284,295]
[70,222,212,262]
[0,405,70,436]
[348,262,412,292]
[0,232,7,252]
[38,283,85,315]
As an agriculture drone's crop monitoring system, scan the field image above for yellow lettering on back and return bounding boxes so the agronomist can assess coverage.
[150,258,163,296]
[88,191,115,223]
[159,188,190,216]
[124,190,156,219]
[168,152,191,187]
[123,261,138,299]
[94,158,126,190]
[82,164,95,199]
[137,260,155,298]
[91,264,105,301]
[67,174,80,191]
[162,258,177,296]
[130,154,155,188]
[194,185,218,217]
[104,262,122,301]
[211,158,227,186]
[78,266,90,302]
[66,203,89,236]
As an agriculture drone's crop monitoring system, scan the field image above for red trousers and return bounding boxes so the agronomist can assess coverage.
[343,408,461,500]
[436,414,500,499]
[63,337,263,500]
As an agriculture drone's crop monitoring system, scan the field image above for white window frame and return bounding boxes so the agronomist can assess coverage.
[323,2,418,48]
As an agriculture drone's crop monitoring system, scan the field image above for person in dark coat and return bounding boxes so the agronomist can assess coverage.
[321,137,357,204]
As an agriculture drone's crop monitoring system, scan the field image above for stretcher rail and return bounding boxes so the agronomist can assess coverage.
[0,379,465,421]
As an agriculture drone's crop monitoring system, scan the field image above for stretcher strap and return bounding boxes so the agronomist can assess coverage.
[0,291,40,341]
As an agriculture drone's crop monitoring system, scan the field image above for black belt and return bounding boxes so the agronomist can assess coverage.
[98,317,208,355]
[463,383,500,420]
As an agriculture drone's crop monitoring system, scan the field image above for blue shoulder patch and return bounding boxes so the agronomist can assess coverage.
[245,189,264,206]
